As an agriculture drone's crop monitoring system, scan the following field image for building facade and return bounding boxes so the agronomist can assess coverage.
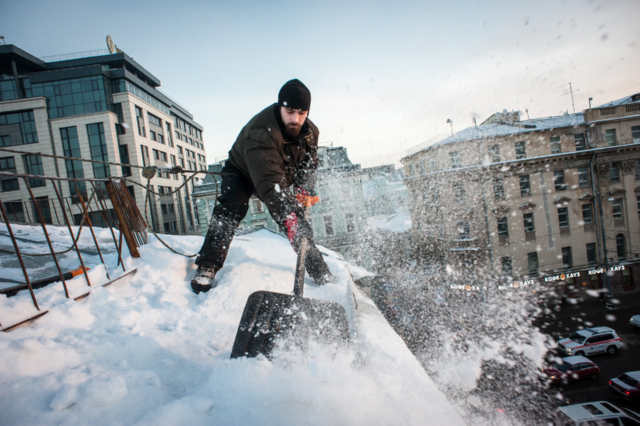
[361,164,408,217]
[312,146,366,251]
[191,161,280,236]
[402,93,640,294]
[0,44,207,234]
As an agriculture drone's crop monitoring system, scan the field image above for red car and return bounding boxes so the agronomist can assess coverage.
[543,355,600,385]
[609,371,640,403]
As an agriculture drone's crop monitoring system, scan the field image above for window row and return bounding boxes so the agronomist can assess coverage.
[501,235,628,277]
[315,213,357,236]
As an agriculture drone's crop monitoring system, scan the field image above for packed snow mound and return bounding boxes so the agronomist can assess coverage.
[0,227,463,425]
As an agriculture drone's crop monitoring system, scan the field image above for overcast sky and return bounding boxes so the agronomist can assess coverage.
[2,0,637,167]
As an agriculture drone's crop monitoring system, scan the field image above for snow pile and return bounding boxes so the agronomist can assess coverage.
[0,226,464,425]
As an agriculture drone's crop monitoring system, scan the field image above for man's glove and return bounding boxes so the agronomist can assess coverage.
[284,212,313,244]
[295,188,319,208]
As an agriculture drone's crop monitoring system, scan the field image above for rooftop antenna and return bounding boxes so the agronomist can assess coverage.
[446,118,453,136]
[525,108,530,119]
[588,97,593,109]
[0,36,5,45]
[568,82,576,113]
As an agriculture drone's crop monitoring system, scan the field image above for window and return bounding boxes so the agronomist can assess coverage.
[605,128,617,146]
[166,122,173,147]
[119,145,131,177]
[612,198,624,220]
[523,212,535,233]
[562,246,573,268]
[554,170,567,191]
[457,222,470,239]
[453,181,465,202]
[150,130,157,141]
[0,157,19,192]
[586,243,597,264]
[578,167,590,187]
[449,151,460,168]
[153,148,160,160]
[253,199,263,213]
[582,203,593,225]
[601,107,616,115]
[550,136,561,154]
[558,207,569,230]
[60,126,87,200]
[501,257,512,276]
[493,176,505,200]
[0,110,38,145]
[497,216,508,238]
[30,76,107,119]
[515,141,526,159]
[574,133,586,151]
[520,175,531,197]
[147,112,161,127]
[87,123,109,179]
[140,145,150,167]
[527,252,539,275]
[610,161,621,183]
[22,154,45,187]
[135,105,146,137]
[488,144,500,162]
[632,126,640,144]
[323,215,333,236]
[3,200,25,223]
[346,213,355,232]
[616,234,626,259]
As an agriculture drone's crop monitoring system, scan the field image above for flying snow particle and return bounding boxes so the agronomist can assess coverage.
[606,314,616,322]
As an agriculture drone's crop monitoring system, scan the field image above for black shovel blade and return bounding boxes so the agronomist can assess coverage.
[230,290,349,359]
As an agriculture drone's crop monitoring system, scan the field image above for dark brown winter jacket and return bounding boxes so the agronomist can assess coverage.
[227,103,319,222]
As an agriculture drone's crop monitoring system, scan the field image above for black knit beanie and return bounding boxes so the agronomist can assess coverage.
[278,79,311,111]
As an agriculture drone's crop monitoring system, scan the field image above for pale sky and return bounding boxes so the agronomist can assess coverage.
[2,0,638,167]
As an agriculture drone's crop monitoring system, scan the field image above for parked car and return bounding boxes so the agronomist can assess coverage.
[558,326,624,356]
[630,314,640,329]
[543,355,600,385]
[554,401,640,425]
[609,371,640,403]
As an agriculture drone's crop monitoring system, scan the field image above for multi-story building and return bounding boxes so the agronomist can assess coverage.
[360,164,408,217]
[401,93,640,294]
[312,146,366,251]
[191,160,280,236]
[0,44,207,234]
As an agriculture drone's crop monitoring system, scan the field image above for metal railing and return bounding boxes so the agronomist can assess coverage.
[0,174,145,331]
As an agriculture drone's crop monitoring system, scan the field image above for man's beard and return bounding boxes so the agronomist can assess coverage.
[284,123,302,138]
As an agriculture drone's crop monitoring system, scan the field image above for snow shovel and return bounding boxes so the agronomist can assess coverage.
[230,229,349,359]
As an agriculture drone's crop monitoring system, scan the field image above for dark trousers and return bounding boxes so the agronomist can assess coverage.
[197,163,330,281]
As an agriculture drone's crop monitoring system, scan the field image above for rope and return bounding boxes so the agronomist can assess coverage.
[0,147,215,259]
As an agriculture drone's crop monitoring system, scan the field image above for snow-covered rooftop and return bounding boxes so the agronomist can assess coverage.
[402,112,585,160]
[0,224,464,425]
[429,112,584,149]
[596,92,640,108]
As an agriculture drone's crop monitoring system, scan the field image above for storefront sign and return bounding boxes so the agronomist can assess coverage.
[588,264,625,276]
